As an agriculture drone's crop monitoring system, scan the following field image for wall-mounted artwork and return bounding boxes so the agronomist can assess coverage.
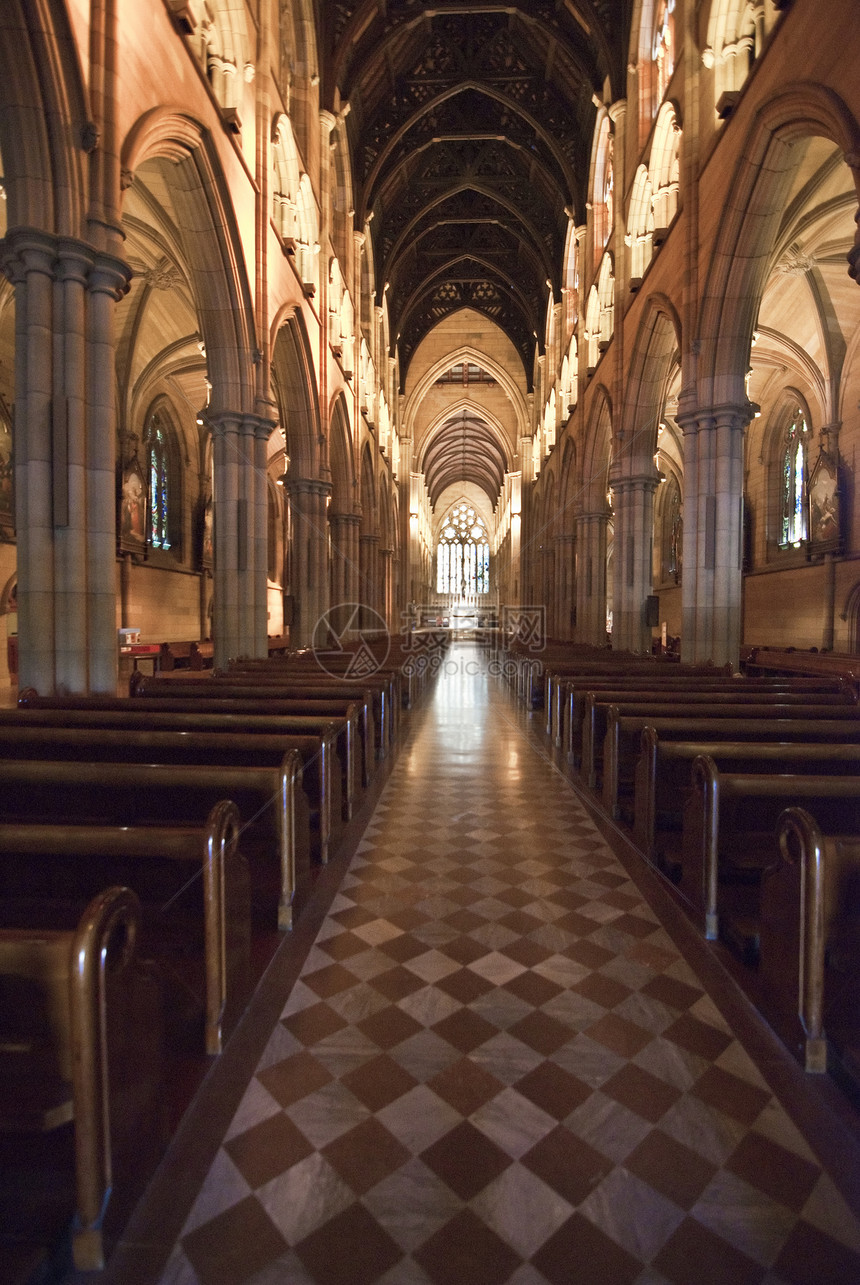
[808,446,841,554]
[119,435,147,555]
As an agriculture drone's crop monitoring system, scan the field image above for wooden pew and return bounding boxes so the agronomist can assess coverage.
[744,646,860,698]
[545,662,762,745]
[21,687,370,796]
[134,670,388,766]
[681,755,860,949]
[0,756,304,932]
[0,802,247,1057]
[158,641,214,672]
[225,660,399,751]
[557,673,847,759]
[631,730,860,866]
[586,693,857,794]
[0,722,335,866]
[0,886,162,1271]
[759,806,860,1074]
[14,696,358,825]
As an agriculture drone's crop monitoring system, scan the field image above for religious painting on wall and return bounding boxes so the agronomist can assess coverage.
[200,490,214,569]
[808,446,841,554]
[119,434,147,555]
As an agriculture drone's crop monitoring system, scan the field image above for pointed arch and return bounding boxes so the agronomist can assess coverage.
[0,0,87,234]
[619,293,681,473]
[697,85,860,409]
[329,392,356,514]
[122,109,257,415]
[271,310,321,479]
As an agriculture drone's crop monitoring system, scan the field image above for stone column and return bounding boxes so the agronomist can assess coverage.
[575,510,611,646]
[2,231,56,695]
[85,247,133,690]
[610,472,659,654]
[555,533,575,639]
[329,510,361,633]
[381,546,394,627]
[1,229,130,694]
[677,404,748,668]
[360,532,380,622]
[286,478,331,647]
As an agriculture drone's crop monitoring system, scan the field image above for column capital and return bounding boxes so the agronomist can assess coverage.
[0,227,59,285]
[675,402,753,435]
[286,476,332,499]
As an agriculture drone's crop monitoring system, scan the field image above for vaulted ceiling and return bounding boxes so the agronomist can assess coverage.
[322,2,629,393]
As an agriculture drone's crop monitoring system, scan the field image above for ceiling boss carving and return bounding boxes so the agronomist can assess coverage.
[322,1,620,391]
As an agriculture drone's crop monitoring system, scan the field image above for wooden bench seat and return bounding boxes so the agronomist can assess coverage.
[134,670,389,765]
[632,730,860,869]
[760,806,860,1074]
[0,886,162,1271]
[225,661,400,751]
[556,674,847,758]
[0,720,336,866]
[681,756,860,951]
[587,695,858,794]
[13,697,357,825]
[158,641,214,672]
[21,687,370,796]
[0,756,304,932]
[0,803,247,1057]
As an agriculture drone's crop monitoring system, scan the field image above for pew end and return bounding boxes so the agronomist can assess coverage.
[761,808,860,1076]
[0,887,164,1272]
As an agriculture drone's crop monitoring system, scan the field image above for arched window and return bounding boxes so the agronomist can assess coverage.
[653,0,675,103]
[144,410,173,552]
[780,407,809,548]
[436,502,490,596]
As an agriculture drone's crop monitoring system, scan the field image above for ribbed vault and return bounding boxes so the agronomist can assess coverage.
[421,410,508,508]
[322,2,628,391]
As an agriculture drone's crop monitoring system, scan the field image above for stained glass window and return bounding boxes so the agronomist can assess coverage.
[653,0,675,102]
[780,407,808,547]
[146,412,171,551]
[436,502,489,595]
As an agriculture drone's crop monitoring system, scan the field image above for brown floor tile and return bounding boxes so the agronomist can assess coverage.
[430,1007,497,1053]
[294,1202,403,1285]
[420,1121,512,1199]
[572,972,632,1009]
[501,969,563,1007]
[321,1117,411,1195]
[611,912,658,939]
[428,1056,505,1116]
[639,974,704,1012]
[303,961,363,999]
[435,966,495,1003]
[725,1131,820,1212]
[435,934,488,965]
[319,930,374,961]
[662,1011,733,1061]
[532,1211,641,1285]
[564,939,615,968]
[513,1061,593,1119]
[357,1005,425,1049]
[522,1125,613,1205]
[281,1001,349,1046]
[500,936,555,967]
[377,933,429,963]
[624,1129,719,1208]
[256,1049,333,1108]
[775,1216,860,1285]
[182,1196,288,1285]
[224,1111,314,1189]
[585,1012,653,1058]
[600,1062,682,1123]
[507,1010,574,1056]
[341,1053,419,1112]
[691,1064,771,1126]
[413,1207,521,1285]
[653,1215,766,1285]
[331,905,378,929]
[554,909,602,936]
[370,964,428,1002]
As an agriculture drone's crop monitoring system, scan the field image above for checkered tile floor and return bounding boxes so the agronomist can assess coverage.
[110,645,860,1285]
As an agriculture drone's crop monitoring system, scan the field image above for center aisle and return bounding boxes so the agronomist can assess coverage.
[110,643,860,1285]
